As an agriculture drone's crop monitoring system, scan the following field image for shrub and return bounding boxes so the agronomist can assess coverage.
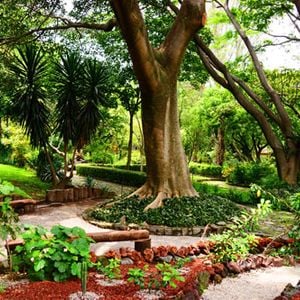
[90,151,114,164]
[13,225,93,282]
[189,162,222,177]
[76,164,146,187]
[127,262,185,290]
[222,161,275,186]
[211,199,272,262]
[90,195,241,227]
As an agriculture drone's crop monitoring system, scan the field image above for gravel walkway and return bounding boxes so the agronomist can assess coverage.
[202,265,300,300]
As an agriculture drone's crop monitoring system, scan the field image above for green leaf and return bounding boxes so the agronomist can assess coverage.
[71,262,80,276]
[34,259,46,271]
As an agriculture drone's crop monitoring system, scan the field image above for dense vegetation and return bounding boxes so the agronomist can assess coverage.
[90,195,240,227]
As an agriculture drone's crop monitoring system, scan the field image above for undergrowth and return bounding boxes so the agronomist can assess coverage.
[90,195,241,227]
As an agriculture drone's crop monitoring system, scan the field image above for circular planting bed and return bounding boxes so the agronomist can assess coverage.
[86,195,241,235]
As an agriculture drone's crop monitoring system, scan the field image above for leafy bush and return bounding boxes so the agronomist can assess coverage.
[13,225,93,282]
[222,161,274,186]
[189,162,222,177]
[211,199,272,262]
[76,164,146,187]
[90,195,240,227]
[90,151,114,164]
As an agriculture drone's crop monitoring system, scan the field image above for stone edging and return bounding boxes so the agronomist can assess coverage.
[82,209,229,236]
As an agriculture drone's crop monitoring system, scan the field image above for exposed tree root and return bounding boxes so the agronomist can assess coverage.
[128,183,198,211]
[144,192,169,211]
[127,183,153,199]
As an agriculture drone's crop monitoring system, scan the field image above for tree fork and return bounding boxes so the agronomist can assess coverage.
[110,0,206,208]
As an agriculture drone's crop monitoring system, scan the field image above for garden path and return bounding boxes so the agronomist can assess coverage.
[19,199,201,256]
[202,264,300,300]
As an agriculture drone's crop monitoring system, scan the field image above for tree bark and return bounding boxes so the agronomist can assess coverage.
[138,77,198,209]
[275,147,300,185]
[110,0,206,209]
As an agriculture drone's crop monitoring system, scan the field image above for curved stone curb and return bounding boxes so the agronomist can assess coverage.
[84,216,229,237]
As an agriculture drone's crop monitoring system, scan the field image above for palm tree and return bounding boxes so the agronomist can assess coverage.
[53,53,111,183]
[53,52,82,180]
[10,44,59,185]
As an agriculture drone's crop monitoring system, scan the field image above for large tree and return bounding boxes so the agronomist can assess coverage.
[166,0,300,185]
[109,0,206,209]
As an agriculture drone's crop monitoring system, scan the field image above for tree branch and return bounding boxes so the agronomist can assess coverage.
[259,30,300,42]
[216,0,294,140]
[287,12,300,33]
[193,35,282,126]
[160,0,206,72]
[0,18,117,45]
[109,0,159,93]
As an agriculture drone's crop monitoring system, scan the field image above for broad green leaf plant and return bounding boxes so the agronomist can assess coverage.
[13,225,93,282]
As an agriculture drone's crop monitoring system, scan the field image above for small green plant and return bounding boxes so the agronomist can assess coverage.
[211,199,272,262]
[127,265,148,289]
[95,258,121,279]
[156,262,185,288]
[250,184,283,210]
[174,257,190,269]
[127,262,185,291]
[80,261,88,297]
[13,225,93,281]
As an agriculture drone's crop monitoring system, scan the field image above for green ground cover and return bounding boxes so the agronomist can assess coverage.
[0,164,50,199]
[90,195,241,227]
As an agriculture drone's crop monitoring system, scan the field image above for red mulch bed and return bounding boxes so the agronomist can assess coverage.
[0,260,209,300]
[0,237,295,299]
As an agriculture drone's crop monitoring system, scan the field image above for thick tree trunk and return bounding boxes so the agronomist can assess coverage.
[110,0,205,209]
[126,112,134,169]
[132,78,197,209]
[276,151,300,185]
